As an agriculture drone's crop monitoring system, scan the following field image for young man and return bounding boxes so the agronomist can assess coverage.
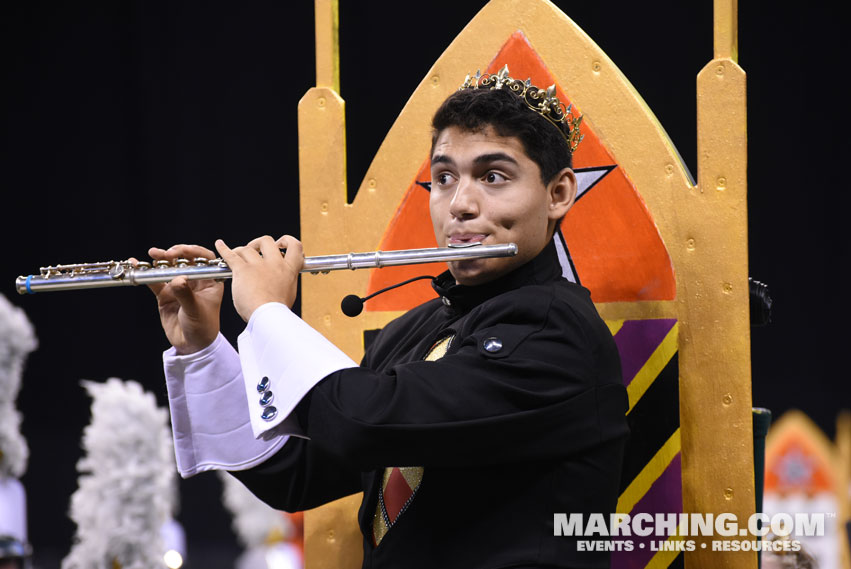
[154,67,629,568]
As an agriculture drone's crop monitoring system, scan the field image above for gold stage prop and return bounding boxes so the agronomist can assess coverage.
[300,1,754,568]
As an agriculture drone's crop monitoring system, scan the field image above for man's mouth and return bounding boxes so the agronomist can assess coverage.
[448,233,487,245]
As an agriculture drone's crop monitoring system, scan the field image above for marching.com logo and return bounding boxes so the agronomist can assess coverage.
[554,513,828,552]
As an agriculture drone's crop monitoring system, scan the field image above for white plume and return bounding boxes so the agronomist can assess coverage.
[63,378,175,569]
[0,294,37,479]
[218,471,294,548]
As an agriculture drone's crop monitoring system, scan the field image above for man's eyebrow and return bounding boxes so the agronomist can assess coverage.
[473,152,518,166]
[430,152,519,166]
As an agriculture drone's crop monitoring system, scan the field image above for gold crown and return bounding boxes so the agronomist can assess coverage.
[460,64,583,153]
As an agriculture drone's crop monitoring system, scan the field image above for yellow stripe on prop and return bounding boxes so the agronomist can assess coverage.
[617,429,681,515]
[605,319,625,337]
[626,322,679,413]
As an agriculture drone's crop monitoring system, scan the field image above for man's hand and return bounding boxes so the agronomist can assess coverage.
[215,235,303,322]
[140,244,224,355]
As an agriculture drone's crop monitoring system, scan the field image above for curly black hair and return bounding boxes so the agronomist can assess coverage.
[431,87,573,184]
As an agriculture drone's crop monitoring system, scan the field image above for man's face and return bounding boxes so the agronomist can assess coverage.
[429,125,575,285]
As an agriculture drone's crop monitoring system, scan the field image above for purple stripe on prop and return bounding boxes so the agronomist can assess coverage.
[613,319,677,386]
[610,453,683,569]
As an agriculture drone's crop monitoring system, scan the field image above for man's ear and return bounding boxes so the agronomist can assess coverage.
[547,167,577,221]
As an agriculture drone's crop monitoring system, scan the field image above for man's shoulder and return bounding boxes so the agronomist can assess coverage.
[487,278,596,319]
[475,278,610,344]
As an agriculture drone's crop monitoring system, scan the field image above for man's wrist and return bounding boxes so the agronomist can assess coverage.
[166,333,224,362]
[174,338,216,356]
[245,301,290,327]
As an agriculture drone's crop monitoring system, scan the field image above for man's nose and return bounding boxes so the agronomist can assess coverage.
[449,177,479,219]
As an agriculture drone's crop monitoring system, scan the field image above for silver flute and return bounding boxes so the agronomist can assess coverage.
[16,242,518,294]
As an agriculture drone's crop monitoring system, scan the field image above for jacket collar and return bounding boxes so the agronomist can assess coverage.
[431,239,563,316]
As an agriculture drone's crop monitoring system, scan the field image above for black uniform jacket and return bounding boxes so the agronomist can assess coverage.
[232,241,630,568]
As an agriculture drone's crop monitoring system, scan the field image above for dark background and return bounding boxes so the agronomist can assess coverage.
[1,1,846,567]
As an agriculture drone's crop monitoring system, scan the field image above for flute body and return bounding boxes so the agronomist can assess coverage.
[16,243,518,294]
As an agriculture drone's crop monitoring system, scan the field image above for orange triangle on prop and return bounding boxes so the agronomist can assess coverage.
[366,32,675,311]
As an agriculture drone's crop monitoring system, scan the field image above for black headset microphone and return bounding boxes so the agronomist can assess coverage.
[341,275,436,317]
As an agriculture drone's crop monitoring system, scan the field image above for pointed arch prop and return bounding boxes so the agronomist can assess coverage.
[763,411,851,569]
[299,1,752,568]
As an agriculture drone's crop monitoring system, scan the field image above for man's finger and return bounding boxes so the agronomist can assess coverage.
[245,235,271,251]
[147,281,167,296]
[243,235,276,262]
[148,247,168,260]
[215,239,242,268]
[152,244,217,262]
[275,235,303,256]
[275,235,304,271]
[257,235,281,262]
[168,276,201,317]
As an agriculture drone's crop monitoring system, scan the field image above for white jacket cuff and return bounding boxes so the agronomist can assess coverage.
[164,333,292,478]
[237,302,358,438]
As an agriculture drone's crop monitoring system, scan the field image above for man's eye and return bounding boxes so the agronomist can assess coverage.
[484,171,506,183]
[436,173,454,185]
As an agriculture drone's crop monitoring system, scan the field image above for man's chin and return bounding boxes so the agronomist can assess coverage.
[448,259,510,286]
